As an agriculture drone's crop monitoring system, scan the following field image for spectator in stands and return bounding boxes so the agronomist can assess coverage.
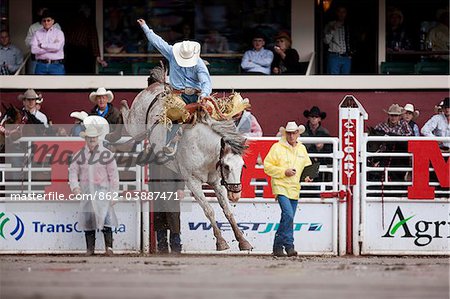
[435,100,444,114]
[301,106,332,160]
[428,7,449,60]
[202,30,230,54]
[18,89,48,127]
[64,3,107,74]
[241,34,273,75]
[69,111,88,137]
[374,104,413,136]
[69,125,119,256]
[233,110,263,137]
[402,104,420,136]
[386,8,411,52]
[0,30,23,75]
[264,121,312,257]
[30,10,65,75]
[271,32,301,74]
[323,5,353,74]
[149,163,185,254]
[25,7,61,74]
[88,87,123,143]
[421,97,450,151]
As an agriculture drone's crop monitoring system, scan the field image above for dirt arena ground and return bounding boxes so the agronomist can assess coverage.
[1,255,448,299]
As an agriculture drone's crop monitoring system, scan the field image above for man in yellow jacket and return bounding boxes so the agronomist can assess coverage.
[264,121,312,257]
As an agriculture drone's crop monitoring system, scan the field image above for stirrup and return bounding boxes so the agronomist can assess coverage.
[163,141,178,157]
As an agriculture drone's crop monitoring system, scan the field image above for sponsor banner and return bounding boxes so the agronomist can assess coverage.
[363,202,450,253]
[181,200,335,253]
[0,202,139,252]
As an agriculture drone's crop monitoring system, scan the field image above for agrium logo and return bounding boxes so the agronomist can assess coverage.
[189,222,323,233]
[0,212,25,241]
[382,206,449,247]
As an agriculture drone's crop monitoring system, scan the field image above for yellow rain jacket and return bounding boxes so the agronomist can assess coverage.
[264,138,312,200]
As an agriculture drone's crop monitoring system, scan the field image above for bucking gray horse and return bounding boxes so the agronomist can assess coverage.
[120,75,252,251]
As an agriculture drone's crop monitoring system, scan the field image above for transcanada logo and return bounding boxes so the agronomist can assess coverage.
[33,221,127,234]
[189,222,323,233]
[382,206,450,247]
[0,212,25,241]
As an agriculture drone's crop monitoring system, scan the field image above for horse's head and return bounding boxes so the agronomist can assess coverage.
[0,104,21,127]
[217,139,246,202]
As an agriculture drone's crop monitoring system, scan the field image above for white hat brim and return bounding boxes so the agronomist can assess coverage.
[89,90,114,104]
[172,42,200,67]
[280,125,306,135]
[70,111,88,121]
[83,115,110,139]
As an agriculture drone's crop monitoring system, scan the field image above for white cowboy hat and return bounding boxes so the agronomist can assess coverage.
[83,115,110,139]
[70,111,89,121]
[403,103,420,118]
[280,121,306,135]
[17,89,42,101]
[89,87,114,104]
[80,126,103,138]
[383,104,404,115]
[172,41,201,67]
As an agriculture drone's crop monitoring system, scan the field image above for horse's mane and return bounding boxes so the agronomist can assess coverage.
[200,113,247,155]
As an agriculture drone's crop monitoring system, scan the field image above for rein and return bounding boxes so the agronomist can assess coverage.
[217,138,243,193]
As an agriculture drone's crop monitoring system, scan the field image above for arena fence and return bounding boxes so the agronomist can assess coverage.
[0,135,342,255]
[1,95,449,255]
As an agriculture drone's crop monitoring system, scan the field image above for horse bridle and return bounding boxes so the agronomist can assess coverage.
[0,109,27,136]
[217,138,245,193]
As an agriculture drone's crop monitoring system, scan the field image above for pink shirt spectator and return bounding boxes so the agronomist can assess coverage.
[31,26,65,60]
[235,110,263,137]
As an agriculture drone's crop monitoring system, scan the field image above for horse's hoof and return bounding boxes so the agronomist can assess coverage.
[239,241,253,251]
[216,241,230,251]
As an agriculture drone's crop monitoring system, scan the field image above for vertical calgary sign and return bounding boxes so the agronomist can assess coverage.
[339,95,367,186]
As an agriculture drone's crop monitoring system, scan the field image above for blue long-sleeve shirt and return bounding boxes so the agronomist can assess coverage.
[0,44,23,74]
[140,24,212,97]
[240,48,273,75]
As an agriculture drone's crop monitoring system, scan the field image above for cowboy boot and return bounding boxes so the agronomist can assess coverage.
[85,230,96,256]
[157,230,169,254]
[285,247,298,257]
[163,126,182,156]
[169,232,182,254]
[102,227,113,256]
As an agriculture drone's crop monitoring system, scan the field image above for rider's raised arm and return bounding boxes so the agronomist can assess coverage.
[138,20,172,60]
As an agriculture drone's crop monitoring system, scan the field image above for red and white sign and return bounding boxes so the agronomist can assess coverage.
[341,119,357,185]
[408,140,450,200]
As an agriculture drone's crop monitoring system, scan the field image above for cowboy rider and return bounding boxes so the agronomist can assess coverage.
[137,18,212,155]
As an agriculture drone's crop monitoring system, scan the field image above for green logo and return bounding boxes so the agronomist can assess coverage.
[0,212,25,241]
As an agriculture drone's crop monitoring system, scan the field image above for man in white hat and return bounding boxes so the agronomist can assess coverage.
[69,125,119,256]
[18,89,49,127]
[89,87,123,143]
[402,103,420,136]
[69,111,88,136]
[374,104,413,136]
[422,97,450,151]
[264,121,312,257]
[137,18,211,105]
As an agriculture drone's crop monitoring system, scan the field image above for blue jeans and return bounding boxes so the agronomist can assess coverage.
[35,62,65,75]
[273,195,298,251]
[327,53,351,74]
[181,93,199,104]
